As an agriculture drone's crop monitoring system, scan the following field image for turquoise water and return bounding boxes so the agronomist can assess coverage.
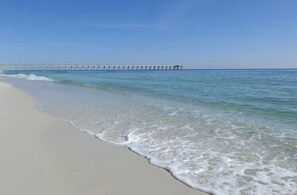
[3,69,297,195]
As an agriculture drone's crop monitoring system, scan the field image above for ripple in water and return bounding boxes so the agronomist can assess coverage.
[3,70,297,195]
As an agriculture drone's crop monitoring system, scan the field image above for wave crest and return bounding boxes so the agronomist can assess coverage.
[3,74,54,82]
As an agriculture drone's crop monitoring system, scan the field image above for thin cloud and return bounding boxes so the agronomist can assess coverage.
[87,23,157,30]
[85,0,196,31]
[49,42,88,47]
[154,0,194,30]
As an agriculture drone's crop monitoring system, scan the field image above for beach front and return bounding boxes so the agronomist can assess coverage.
[1,0,297,194]
[0,80,206,195]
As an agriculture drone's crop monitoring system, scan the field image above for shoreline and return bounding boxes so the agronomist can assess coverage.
[0,80,207,195]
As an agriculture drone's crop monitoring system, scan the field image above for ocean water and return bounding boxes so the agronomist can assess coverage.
[2,69,297,195]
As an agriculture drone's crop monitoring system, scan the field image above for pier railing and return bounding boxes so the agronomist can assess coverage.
[0,64,183,72]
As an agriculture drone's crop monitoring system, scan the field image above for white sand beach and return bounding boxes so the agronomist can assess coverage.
[0,80,207,195]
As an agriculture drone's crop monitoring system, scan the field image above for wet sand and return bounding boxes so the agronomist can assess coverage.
[0,81,207,195]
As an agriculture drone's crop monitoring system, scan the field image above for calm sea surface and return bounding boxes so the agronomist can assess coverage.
[3,69,297,195]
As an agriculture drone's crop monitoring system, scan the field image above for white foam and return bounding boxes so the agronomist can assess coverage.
[42,101,297,195]
[3,74,54,82]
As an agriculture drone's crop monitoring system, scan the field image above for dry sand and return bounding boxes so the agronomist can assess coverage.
[0,81,207,195]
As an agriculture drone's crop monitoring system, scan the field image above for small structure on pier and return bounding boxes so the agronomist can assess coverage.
[173,65,183,70]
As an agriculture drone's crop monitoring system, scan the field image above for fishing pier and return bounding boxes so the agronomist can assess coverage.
[0,64,183,72]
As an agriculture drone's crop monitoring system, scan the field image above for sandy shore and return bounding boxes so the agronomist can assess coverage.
[0,80,207,195]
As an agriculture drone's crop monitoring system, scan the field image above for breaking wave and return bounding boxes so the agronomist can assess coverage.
[2,74,54,82]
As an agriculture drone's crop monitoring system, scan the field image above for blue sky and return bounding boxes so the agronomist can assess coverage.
[0,0,296,68]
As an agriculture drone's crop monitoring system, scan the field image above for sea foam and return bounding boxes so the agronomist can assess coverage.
[3,74,54,82]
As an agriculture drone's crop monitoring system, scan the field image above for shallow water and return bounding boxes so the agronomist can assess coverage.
[3,69,297,195]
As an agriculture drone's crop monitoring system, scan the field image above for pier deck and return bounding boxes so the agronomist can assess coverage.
[0,64,182,72]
